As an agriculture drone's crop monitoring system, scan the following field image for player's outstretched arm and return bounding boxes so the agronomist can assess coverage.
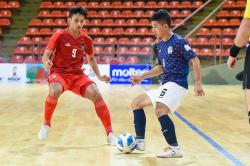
[86,54,110,83]
[191,57,205,96]
[130,65,163,86]
[42,49,53,70]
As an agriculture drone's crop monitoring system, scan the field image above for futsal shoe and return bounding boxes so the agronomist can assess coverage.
[38,125,49,141]
[156,146,183,158]
[135,138,145,151]
[107,132,116,146]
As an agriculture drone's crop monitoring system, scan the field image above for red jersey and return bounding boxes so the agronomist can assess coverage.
[46,28,93,75]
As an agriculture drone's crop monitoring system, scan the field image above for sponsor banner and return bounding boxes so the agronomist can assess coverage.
[0,63,27,83]
[110,65,152,84]
[82,64,110,88]
[26,64,48,83]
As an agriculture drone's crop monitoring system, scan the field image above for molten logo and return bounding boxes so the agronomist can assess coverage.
[112,68,148,77]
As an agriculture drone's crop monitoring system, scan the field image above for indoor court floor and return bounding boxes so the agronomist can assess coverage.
[0,84,249,166]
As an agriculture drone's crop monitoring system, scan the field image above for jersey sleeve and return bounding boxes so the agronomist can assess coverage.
[177,39,196,61]
[46,32,61,51]
[244,0,250,18]
[84,37,94,56]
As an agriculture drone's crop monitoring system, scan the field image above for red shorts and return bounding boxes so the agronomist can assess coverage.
[48,73,94,96]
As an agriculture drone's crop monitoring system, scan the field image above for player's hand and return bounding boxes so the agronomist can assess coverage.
[227,56,237,69]
[130,75,143,86]
[194,82,205,96]
[98,75,110,83]
[44,60,53,70]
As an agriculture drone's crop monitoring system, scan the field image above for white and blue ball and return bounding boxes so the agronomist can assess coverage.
[116,133,136,153]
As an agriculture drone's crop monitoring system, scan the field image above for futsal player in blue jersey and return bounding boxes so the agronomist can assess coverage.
[130,9,205,158]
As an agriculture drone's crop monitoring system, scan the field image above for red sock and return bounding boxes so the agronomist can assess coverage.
[44,95,58,127]
[94,97,113,135]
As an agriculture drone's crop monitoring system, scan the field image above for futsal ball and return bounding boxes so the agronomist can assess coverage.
[116,133,136,153]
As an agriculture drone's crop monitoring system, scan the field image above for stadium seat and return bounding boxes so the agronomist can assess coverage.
[29,19,42,26]
[106,37,117,43]
[76,2,87,7]
[125,27,136,34]
[210,28,222,36]
[123,1,133,7]
[24,55,37,64]
[39,28,51,35]
[142,37,153,44]
[43,18,54,26]
[126,19,137,25]
[8,1,20,9]
[51,10,62,17]
[134,1,145,7]
[18,36,32,45]
[38,10,50,17]
[118,37,130,44]
[192,1,203,7]
[102,19,114,25]
[134,10,144,17]
[131,37,142,44]
[65,1,75,8]
[26,27,39,35]
[40,1,52,9]
[141,47,152,56]
[217,10,229,17]
[197,28,209,36]
[53,1,65,9]
[99,1,110,7]
[129,46,140,55]
[103,47,113,54]
[110,10,120,17]
[113,28,124,34]
[146,1,157,7]
[100,56,113,64]
[32,37,44,44]
[98,10,109,17]
[126,56,139,64]
[111,1,122,7]
[93,37,105,44]
[0,18,10,26]
[102,28,112,35]
[11,55,24,63]
[200,48,213,56]
[169,1,179,7]
[54,18,66,26]
[222,28,236,36]
[0,10,11,17]
[94,46,104,54]
[158,1,168,7]
[119,47,129,54]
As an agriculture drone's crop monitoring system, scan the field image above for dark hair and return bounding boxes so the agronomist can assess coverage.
[69,6,88,18]
[151,9,171,27]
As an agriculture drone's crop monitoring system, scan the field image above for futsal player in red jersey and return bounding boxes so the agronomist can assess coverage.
[38,6,115,145]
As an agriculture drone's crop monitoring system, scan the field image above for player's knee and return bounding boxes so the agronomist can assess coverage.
[49,84,62,98]
[155,103,170,117]
[131,99,142,110]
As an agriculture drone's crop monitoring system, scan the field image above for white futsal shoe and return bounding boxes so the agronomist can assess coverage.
[38,125,50,141]
[135,138,145,151]
[107,132,116,146]
[156,146,183,158]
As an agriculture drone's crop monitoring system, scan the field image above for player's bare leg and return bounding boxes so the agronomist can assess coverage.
[155,102,182,158]
[83,83,115,145]
[38,82,63,140]
[245,90,250,124]
[131,93,152,151]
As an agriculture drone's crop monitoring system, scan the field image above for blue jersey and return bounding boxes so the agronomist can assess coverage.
[157,34,196,89]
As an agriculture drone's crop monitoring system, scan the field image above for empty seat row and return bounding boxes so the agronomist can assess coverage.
[28,18,183,28]
[38,9,191,18]
[18,36,155,45]
[40,1,203,9]
[192,48,229,57]
[25,27,157,37]
[217,10,243,18]
[204,18,241,27]
[223,0,247,8]
[196,28,237,37]
[187,37,233,46]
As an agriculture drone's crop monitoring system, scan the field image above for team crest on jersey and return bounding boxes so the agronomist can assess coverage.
[65,42,71,47]
[184,44,191,51]
[168,46,173,54]
[80,45,85,50]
